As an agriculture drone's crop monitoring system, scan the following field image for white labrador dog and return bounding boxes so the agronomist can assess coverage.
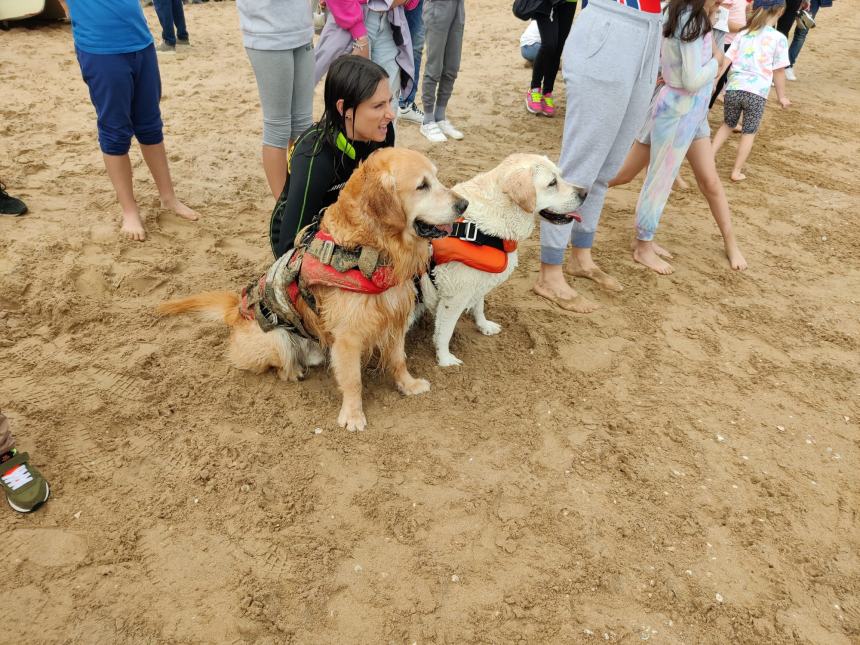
[413,154,587,366]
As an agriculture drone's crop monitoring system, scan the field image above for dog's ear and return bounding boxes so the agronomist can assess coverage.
[363,160,404,232]
[503,167,536,213]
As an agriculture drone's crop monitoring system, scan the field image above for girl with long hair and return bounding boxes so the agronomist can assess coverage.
[631,0,724,274]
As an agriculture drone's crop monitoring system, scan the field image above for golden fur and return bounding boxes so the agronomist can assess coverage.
[157,148,465,431]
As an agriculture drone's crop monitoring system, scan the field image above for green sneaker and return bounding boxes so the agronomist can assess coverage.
[1,451,50,513]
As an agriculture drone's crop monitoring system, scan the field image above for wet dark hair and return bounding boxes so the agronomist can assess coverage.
[663,0,712,42]
[319,55,390,149]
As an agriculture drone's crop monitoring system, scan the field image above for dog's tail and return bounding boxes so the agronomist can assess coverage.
[156,292,243,327]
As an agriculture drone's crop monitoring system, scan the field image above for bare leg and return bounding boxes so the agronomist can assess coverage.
[262,143,290,200]
[139,142,199,220]
[533,263,599,313]
[564,246,623,292]
[673,173,689,190]
[686,138,747,270]
[608,141,650,188]
[712,123,733,157]
[731,133,756,182]
[103,153,145,241]
[330,333,367,431]
[383,324,430,395]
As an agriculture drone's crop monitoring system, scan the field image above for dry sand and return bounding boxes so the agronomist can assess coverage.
[1,2,859,643]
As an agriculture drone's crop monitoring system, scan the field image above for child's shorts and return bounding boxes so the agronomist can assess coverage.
[723,90,766,135]
[76,44,164,156]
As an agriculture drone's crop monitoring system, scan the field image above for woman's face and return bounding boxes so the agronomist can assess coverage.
[346,79,395,143]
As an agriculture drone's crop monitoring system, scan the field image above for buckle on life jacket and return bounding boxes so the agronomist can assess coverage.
[316,238,335,266]
[457,220,479,243]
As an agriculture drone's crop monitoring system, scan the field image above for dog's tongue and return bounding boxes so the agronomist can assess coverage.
[567,212,583,222]
[439,223,454,234]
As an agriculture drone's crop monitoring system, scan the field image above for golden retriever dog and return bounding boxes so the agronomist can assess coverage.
[413,154,587,366]
[158,148,467,431]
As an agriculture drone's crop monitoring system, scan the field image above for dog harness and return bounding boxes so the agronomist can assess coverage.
[431,219,518,274]
[241,228,394,339]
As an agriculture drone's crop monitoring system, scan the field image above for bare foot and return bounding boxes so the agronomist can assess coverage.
[564,256,623,292]
[533,281,599,313]
[121,209,146,241]
[726,242,748,271]
[161,196,199,221]
[733,125,743,133]
[633,240,674,275]
[730,172,746,182]
[630,237,672,259]
[673,175,690,191]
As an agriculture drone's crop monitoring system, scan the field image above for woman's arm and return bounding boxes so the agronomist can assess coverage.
[275,142,336,257]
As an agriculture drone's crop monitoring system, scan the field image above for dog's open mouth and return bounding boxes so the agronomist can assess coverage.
[414,220,453,239]
[540,209,582,225]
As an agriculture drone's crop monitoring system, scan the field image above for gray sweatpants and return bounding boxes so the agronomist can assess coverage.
[421,0,465,124]
[540,0,662,262]
[246,43,315,149]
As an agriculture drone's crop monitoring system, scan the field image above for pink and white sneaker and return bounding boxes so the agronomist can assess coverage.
[542,92,556,117]
[526,88,543,115]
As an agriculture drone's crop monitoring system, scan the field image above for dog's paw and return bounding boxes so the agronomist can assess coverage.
[338,407,367,432]
[437,354,463,367]
[477,320,502,336]
[278,366,305,381]
[398,377,430,396]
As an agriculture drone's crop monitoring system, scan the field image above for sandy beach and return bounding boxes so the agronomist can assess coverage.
[1,1,859,642]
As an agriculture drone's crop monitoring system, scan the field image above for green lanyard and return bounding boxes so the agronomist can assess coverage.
[336,132,357,160]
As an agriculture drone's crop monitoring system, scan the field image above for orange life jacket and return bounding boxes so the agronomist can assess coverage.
[431,220,518,274]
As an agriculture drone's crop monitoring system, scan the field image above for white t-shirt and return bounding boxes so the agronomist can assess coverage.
[520,20,541,48]
[726,26,790,98]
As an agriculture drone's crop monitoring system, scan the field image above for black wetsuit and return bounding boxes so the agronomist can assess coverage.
[270,123,395,258]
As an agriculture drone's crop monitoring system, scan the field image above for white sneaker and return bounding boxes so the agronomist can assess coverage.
[436,119,464,140]
[785,67,797,81]
[419,122,447,143]
[398,102,425,124]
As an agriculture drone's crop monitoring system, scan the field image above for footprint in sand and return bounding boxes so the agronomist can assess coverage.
[6,529,88,567]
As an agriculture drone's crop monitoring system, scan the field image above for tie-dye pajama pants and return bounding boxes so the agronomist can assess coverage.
[635,82,712,242]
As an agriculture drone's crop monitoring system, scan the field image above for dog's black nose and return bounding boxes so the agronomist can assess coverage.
[577,188,589,200]
[453,198,469,215]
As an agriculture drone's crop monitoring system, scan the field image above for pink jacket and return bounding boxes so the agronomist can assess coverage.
[723,0,749,45]
[327,0,420,39]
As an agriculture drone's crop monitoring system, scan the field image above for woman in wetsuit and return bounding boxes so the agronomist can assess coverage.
[270,55,396,257]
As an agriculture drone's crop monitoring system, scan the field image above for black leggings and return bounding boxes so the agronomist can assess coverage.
[531,2,576,95]
[777,0,803,38]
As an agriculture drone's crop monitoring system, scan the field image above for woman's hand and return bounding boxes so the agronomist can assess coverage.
[392,0,409,6]
[352,37,370,58]
[779,96,791,109]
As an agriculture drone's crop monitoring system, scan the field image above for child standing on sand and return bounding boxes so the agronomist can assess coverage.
[67,0,198,241]
[419,0,466,143]
[712,0,790,181]
[631,0,723,275]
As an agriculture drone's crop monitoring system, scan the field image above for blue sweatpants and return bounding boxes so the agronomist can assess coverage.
[76,44,164,156]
